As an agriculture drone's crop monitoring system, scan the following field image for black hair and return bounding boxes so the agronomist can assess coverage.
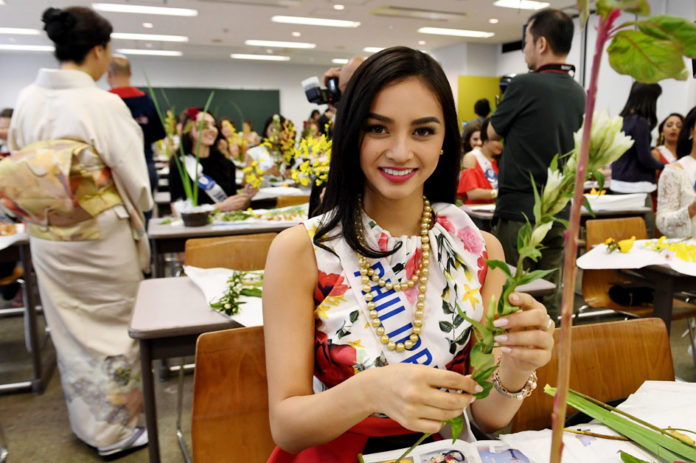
[180,109,215,155]
[42,7,112,64]
[461,122,482,153]
[262,114,287,140]
[473,99,491,118]
[676,106,696,158]
[309,109,320,120]
[619,82,662,130]
[527,8,574,56]
[313,46,461,258]
[0,108,12,119]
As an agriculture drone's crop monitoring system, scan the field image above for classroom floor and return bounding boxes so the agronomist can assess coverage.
[0,292,694,462]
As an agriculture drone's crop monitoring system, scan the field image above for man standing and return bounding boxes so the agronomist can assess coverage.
[107,55,165,195]
[488,8,585,319]
[0,108,12,156]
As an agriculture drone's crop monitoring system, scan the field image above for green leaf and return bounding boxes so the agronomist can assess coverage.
[608,30,689,83]
[462,312,493,347]
[583,195,596,218]
[619,451,650,463]
[447,416,465,442]
[442,300,454,315]
[453,313,464,327]
[553,217,569,228]
[517,222,531,255]
[597,0,650,17]
[630,15,696,58]
[486,259,513,278]
[439,321,454,333]
[577,0,590,27]
[517,268,556,286]
[240,287,262,297]
[531,173,542,225]
[349,310,359,323]
[590,169,605,190]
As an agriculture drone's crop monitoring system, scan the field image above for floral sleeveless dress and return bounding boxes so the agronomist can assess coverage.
[309,203,487,404]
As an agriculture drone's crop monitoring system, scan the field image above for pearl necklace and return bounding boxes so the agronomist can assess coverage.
[355,197,432,352]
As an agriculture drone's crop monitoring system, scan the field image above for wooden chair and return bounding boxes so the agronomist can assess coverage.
[510,318,674,433]
[192,326,275,462]
[582,217,696,319]
[184,232,277,270]
[275,195,310,208]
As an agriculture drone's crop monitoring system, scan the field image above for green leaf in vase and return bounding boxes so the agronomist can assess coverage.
[608,30,689,83]
[583,195,596,218]
[486,259,512,278]
[619,451,650,463]
[446,416,465,443]
[630,15,696,57]
[597,0,650,18]
[517,268,556,286]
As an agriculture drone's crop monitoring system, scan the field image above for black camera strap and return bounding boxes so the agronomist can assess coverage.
[534,63,576,76]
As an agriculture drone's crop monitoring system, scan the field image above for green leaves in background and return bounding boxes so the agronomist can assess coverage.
[596,0,650,18]
[607,15,696,83]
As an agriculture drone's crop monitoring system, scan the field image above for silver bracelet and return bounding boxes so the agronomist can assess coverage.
[493,369,537,400]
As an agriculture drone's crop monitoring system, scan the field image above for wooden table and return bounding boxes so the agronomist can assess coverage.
[148,218,297,277]
[0,232,55,394]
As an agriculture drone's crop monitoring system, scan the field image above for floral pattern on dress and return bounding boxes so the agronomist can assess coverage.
[314,330,358,388]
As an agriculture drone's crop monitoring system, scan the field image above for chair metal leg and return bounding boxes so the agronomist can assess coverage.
[688,318,696,367]
[176,357,192,463]
[0,421,8,463]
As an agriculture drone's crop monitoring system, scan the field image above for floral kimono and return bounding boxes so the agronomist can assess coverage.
[268,203,489,462]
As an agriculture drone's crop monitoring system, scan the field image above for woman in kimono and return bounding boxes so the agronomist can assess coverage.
[262,47,554,461]
[8,7,151,457]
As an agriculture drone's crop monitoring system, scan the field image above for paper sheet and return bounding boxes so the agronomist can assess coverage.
[184,265,263,327]
[0,224,27,251]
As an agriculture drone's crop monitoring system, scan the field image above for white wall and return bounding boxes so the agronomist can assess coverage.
[0,53,330,131]
[432,42,498,104]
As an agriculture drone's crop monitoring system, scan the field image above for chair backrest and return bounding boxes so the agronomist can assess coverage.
[184,233,277,270]
[509,318,674,433]
[192,326,275,462]
[582,217,648,310]
[276,195,310,208]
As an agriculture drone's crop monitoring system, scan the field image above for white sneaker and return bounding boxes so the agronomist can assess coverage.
[97,427,148,458]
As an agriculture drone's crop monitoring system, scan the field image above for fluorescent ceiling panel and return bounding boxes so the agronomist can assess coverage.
[363,47,384,53]
[493,0,550,10]
[418,27,494,38]
[245,40,315,49]
[117,48,183,56]
[371,6,467,21]
[231,53,290,61]
[0,27,40,35]
[92,3,198,16]
[112,33,189,42]
[332,58,348,64]
[0,44,53,52]
[271,16,359,28]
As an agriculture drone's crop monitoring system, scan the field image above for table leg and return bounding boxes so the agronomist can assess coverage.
[153,240,163,278]
[140,340,160,463]
[651,274,674,335]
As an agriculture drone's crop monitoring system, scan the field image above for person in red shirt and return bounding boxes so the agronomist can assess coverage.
[457,119,502,204]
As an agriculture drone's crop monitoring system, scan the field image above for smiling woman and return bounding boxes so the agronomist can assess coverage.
[261,46,554,462]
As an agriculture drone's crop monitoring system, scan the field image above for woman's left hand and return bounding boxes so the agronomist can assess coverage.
[492,292,555,376]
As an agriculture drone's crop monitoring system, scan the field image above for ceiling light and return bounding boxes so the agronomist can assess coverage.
[92,3,198,16]
[418,40,426,45]
[489,18,499,24]
[332,58,348,64]
[271,16,359,28]
[245,39,315,49]
[493,0,550,10]
[418,27,494,38]
[142,22,153,29]
[230,53,290,61]
[0,1,5,5]
[116,48,182,56]
[333,4,345,10]
[292,31,301,37]
[112,33,188,42]
[371,6,467,21]
[363,47,384,53]
[0,27,40,35]
[0,44,53,52]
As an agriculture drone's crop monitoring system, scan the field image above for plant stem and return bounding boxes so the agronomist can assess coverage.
[394,432,431,463]
[563,429,629,441]
[549,10,620,462]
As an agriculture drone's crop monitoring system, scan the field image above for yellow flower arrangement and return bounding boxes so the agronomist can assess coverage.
[221,119,248,164]
[288,134,332,187]
[604,236,636,253]
[648,236,696,263]
[243,161,265,188]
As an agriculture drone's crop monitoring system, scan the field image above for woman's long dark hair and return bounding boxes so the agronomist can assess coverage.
[619,82,662,130]
[313,46,461,258]
[676,106,696,158]
[42,7,112,64]
[657,112,684,146]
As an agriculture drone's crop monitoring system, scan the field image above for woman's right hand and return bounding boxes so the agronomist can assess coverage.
[366,363,479,434]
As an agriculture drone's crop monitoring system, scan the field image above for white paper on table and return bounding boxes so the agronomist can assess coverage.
[0,224,26,251]
[253,186,307,200]
[184,265,263,327]
[499,427,656,463]
[618,381,696,432]
[582,192,646,211]
[576,239,696,276]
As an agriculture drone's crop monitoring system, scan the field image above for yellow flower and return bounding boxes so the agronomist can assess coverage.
[618,236,635,253]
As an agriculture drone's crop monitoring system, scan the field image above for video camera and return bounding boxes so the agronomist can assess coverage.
[302,76,340,105]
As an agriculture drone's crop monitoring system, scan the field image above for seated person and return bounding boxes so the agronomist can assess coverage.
[656,107,696,238]
[168,109,256,213]
[460,122,482,157]
[457,119,502,204]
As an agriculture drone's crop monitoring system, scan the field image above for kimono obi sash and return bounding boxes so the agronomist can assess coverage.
[0,139,123,241]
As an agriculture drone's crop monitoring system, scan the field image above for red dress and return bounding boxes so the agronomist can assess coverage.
[457,156,499,205]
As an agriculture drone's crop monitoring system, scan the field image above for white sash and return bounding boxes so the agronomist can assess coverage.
[656,145,677,164]
[472,149,498,190]
[183,154,228,203]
